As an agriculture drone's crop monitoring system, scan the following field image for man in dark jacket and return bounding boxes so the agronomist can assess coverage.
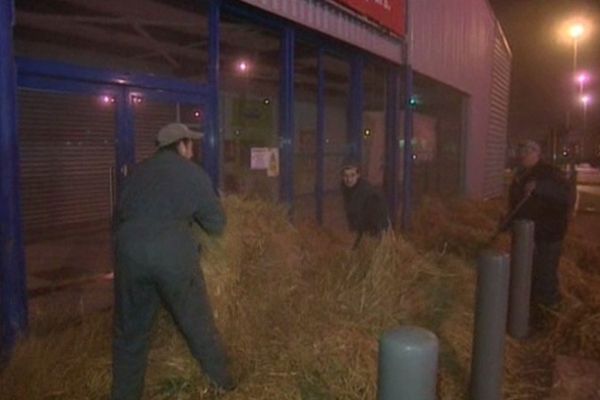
[111,123,234,399]
[508,140,571,323]
[341,157,390,248]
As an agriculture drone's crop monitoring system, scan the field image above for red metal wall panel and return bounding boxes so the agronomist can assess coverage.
[333,0,405,36]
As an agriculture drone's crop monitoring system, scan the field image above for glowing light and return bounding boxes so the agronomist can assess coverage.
[581,94,591,105]
[576,72,589,84]
[101,95,115,104]
[263,98,270,105]
[132,96,143,104]
[569,23,585,39]
[363,128,372,137]
[236,60,249,73]
[194,110,203,118]
[412,154,417,160]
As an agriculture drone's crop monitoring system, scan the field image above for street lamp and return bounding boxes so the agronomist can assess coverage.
[569,23,585,72]
[576,72,589,95]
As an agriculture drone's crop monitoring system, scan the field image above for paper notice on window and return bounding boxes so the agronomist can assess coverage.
[250,147,270,170]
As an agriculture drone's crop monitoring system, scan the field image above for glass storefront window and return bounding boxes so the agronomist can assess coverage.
[322,54,351,228]
[293,42,319,223]
[219,12,281,201]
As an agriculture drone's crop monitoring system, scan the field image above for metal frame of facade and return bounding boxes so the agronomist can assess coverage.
[279,27,295,208]
[0,0,410,356]
[1,0,28,360]
[316,49,326,225]
[348,55,364,161]
[385,68,400,226]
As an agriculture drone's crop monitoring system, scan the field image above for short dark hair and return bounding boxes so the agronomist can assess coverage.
[341,165,360,175]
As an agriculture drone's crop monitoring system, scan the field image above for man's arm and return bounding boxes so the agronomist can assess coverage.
[361,192,389,233]
[192,168,226,235]
[534,170,570,207]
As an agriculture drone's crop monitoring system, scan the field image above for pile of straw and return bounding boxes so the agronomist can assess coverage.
[413,196,600,399]
[1,195,599,399]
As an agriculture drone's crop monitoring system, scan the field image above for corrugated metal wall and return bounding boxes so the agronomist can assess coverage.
[237,0,403,64]
[18,89,116,241]
[410,0,509,198]
[483,24,511,199]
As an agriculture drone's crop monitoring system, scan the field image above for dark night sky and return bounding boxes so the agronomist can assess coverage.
[488,0,600,145]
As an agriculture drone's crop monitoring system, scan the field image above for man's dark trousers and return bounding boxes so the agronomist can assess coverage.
[111,253,230,400]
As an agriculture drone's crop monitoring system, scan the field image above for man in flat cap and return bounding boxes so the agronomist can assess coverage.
[507,139,571,330]
[111,123,234,399]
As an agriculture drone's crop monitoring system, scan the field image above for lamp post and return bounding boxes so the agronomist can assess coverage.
[576,72,588,96]
[581,94,590,134]
[565,22,586,162]
[569,23,585,73]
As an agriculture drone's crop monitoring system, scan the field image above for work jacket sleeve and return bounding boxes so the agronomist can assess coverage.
[192,168,226,236]
[361,193,389,233]
[534,171,570,207]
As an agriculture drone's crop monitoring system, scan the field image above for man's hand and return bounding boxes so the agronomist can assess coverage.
[524,180,536,197]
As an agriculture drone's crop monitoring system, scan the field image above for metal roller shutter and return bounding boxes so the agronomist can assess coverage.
[134,101,205,167]
[134,101,175,162]
[18,89,116,242]
[134,101,204,163]
[484,25,511,199]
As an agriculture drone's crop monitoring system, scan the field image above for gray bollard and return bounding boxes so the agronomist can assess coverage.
[470,251,510,400]
[508,220,535,339]
[377,326,438,400]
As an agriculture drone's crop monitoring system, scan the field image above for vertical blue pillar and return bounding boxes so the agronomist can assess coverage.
[0,0,28,360]
[279,27,295,207]
[205,0,221,189]
[402,63,414,232]
[401,0,414,232]
[115,88,135,194]
[348,55,363,160]
[385,68,400,227]
[316,49,325,225]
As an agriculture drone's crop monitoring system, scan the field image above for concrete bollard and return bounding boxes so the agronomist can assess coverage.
[377,326,438,400]
[508,220,535,339]
[470,251,510,400]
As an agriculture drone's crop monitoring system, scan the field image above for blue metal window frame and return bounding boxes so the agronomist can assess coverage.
[279,27,295,207]
[205,0,221,189]
[348,55,364,161]
[1,0,27,360]
[402,64,414,231]
[316,48,326,225]
[16,58,209,96]
[385,67,400,226]
[401,0,414,231]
